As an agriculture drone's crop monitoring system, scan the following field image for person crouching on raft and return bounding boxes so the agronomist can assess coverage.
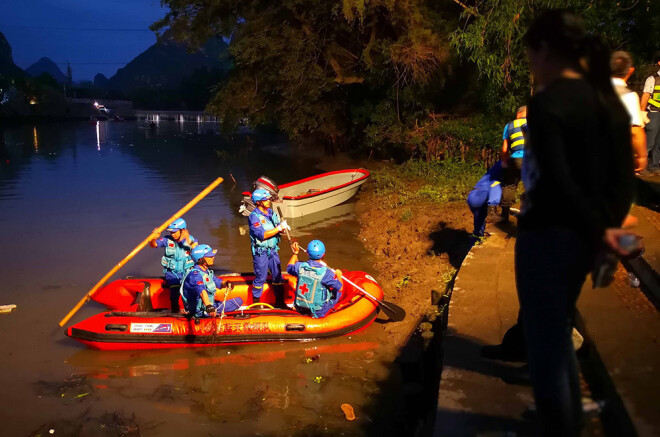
[149,218,198,312]
[287,240,343,318]
[181,244,242,317]
[248,189,290,307]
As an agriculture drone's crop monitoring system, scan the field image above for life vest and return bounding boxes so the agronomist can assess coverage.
[161,235,195,275]
[249,209,281,255]
[295,262,330,318]
[181,266,217,317]
[506,118,527,156]
[648,75,660,112]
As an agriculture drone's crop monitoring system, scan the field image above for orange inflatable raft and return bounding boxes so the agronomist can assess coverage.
[67,271,382,351]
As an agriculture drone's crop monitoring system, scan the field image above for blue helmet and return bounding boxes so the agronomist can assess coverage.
[307,240,326,260]
[167,218,187,232]
[191,244,217,262]
[251,189,271,203]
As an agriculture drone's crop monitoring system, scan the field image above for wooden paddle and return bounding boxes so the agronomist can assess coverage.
[58,177,224,327]
[276,206,405,322]
[325,265,406,322]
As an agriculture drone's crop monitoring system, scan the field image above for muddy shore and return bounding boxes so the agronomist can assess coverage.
[313,152,477,348]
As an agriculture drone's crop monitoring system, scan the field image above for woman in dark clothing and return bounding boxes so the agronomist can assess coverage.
[517,10,638,436]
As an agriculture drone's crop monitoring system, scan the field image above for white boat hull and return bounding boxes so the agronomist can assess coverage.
[240,169,369,218]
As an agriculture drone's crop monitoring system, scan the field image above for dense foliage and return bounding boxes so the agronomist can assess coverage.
[154,0,659,159]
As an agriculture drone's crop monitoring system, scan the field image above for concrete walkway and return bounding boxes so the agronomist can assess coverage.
[434,205,660,436]
[434,223,536,436]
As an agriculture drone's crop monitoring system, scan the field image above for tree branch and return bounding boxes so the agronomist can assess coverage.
[452,0,478,16]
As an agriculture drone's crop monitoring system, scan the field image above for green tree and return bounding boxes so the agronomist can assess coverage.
[450,0,660,113]
[152,0,657,159]
[153,0,453,152]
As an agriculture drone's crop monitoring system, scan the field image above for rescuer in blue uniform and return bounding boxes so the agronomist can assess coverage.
[149,218,198,312]
[500,106,527,221]
[248,189,290,307]
[467,161,503,238]
[287,240,343,318]
[181,244,242,317]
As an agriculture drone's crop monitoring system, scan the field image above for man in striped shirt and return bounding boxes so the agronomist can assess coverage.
[500,106,527,221]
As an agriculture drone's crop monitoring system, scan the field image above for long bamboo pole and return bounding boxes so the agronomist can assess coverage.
[58,177,224,327]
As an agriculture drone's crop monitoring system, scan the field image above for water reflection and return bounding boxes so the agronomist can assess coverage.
[32,126,38,151]
[95,121,100,150]
[66,340,379,380]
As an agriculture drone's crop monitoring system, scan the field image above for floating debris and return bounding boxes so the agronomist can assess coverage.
[341,403,356,421]
[35,374,94,404]
[313,376,324,384]
[0,304,17,314]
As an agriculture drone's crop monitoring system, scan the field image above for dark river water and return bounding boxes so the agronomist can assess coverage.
[0,121,403,436]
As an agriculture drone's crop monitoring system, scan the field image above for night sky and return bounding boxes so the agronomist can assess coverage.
[1,0,167,81]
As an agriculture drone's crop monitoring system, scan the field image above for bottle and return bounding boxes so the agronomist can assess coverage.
[618,234,640,253]
[628,272,640,288]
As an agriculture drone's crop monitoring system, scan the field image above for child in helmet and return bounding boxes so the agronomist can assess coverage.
[181,244,242,317]
[248,189,291,307]
[149,218,198,312]
[287,240,343,318]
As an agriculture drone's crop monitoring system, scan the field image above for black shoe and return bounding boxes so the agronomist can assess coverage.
[480,344,527,362]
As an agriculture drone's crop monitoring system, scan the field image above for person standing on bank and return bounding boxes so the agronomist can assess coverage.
[517,10,637,436]
[500,106,527,221]
[248,189,290,307]
[610,50,647,173]
[466,160,503,238]
[149,218,198,312]
[641,51,660,172]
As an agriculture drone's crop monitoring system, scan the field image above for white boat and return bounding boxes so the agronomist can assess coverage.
[239,169,369,218]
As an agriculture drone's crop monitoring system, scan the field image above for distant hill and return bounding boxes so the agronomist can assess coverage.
[106,34,231,91]
[93,73,109,88]
[0,32,25,78]
[26,57,67,83]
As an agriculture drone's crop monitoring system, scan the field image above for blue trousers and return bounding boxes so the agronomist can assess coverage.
[295,292,342,318]
[515,228,593,436]
[252,251,283,298]
[646,111,660,168]
[467,185,502,236]
[194,297,243,318]
[165,271,184,312]
[212,297,242,314]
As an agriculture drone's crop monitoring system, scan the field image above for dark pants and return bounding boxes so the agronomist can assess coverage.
[515,228,593,437]
[165,271,183,312]
[501,157,523,209]
[646,111,660,168]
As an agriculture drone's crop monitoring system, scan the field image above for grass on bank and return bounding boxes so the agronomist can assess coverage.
[370,158,486,207]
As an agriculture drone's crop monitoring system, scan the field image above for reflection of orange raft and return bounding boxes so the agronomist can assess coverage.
[67,271,382,351]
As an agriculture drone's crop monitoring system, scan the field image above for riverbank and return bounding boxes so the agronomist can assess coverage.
[351,159,483,344]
